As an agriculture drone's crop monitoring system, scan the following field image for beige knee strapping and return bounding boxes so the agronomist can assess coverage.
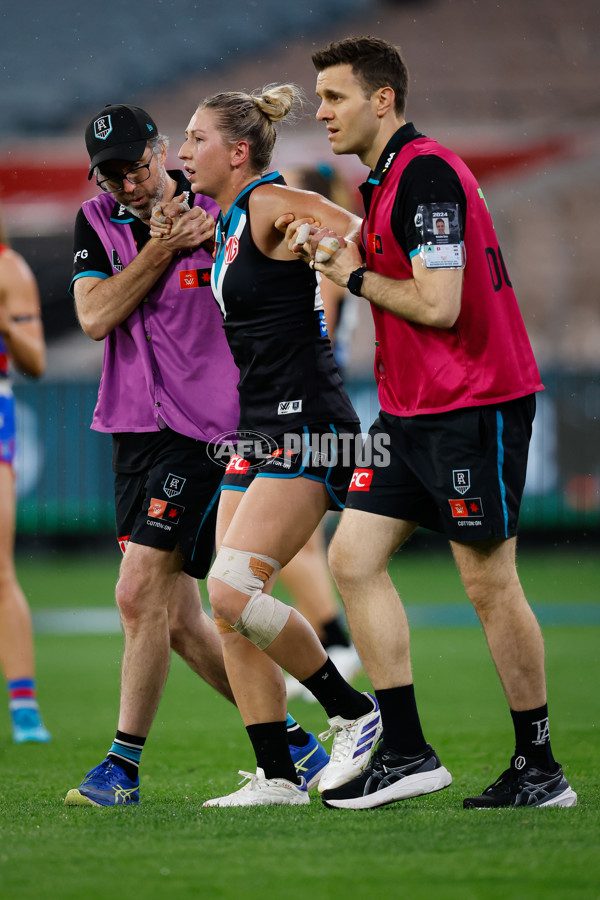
[209,546,289,649]
[234,589,292,650]
[210,546,281,595]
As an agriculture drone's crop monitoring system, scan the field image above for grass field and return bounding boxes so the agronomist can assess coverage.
[0,545,598,900]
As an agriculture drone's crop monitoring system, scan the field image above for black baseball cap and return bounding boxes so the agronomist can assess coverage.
[85,104,159,179]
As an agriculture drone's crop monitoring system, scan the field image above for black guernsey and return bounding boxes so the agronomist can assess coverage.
[211,172,358,435]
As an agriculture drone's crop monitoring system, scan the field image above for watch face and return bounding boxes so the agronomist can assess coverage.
[348,268,365,296]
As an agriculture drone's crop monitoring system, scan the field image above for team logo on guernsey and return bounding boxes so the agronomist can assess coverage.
[448,498,484,518]
[93,115,112,140]
[224,235,239,264]
[117,534,130,555]
[148,498,185,523]
[179,268,211,289]
[163,473,186,498]
[111,249,123,272]
[367,233,383,254]
[453,469,471,494]
[349,469,373,491]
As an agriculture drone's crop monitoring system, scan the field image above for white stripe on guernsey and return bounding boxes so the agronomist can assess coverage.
[314,272,324,312]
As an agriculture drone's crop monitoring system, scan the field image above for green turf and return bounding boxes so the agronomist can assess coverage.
[0,548,598,899]
[15,544,600,610]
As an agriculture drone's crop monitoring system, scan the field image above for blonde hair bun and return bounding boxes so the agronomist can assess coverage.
[253,84,300,123]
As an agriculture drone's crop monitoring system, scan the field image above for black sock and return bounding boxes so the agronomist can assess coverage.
[286,719,310,748]
[301,658,372,720]
[246,721,299,783]
[375,685,427,757]
[107,730,146,781]
[321,617,350,650]
[511,704,557,770]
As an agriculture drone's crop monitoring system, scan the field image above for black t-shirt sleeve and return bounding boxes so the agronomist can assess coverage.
[391,155,467,257]
[69,207,113,294]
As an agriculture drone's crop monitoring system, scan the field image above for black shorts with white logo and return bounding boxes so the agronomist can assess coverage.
[113,428,223,578]
[344,395,536,542]
[220,421,363,510]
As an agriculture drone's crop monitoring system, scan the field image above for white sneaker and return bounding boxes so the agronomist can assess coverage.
[328,644,363,684]
[318,693,382,793]
[202,768,310,808]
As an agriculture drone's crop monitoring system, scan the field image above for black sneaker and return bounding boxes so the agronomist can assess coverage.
[321,743,452,810]
[463,756,578,809]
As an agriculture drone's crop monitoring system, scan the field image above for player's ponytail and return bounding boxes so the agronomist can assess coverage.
[252,84,298,123]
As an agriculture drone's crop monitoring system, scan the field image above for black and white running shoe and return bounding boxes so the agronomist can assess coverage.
[463,756,577,809]
[321,743,452,810]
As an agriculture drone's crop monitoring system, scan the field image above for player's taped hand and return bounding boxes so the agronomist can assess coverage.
[309,227,345,266]
[150,194,191,236]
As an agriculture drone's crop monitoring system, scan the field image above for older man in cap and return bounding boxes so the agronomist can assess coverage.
[64,104,328,806]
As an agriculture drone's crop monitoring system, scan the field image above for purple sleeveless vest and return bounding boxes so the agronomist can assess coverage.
[82,192,239,441]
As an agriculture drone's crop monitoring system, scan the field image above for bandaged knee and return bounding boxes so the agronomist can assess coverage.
[234,589,291,649]
[210,547,290,649]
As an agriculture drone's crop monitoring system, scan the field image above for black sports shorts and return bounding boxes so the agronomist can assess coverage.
[344,395,536,542]
[219,421,362,510]
[114,428,223,578]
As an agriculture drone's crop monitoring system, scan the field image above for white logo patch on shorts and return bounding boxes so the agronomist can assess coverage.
[453,469,471,494]
[278,400,302,415]
[163,473,186,498]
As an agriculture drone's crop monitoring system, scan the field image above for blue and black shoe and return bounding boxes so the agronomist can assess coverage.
[64,758,139,807]
[290,732,329,789]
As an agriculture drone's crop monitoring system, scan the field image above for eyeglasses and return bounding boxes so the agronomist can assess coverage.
[96,149,154,193]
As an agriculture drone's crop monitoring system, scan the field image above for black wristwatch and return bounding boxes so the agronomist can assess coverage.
[347,266,367,297]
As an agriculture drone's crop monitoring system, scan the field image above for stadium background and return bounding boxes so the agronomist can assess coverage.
[0,0,598,541]
[0,4,598,899]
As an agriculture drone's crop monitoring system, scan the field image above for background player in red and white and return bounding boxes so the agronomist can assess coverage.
[0,211,50,744]
[281,36,577,810]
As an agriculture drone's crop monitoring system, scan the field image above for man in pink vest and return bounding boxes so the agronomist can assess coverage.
[287,36,576,811]
[64,104,328,806]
